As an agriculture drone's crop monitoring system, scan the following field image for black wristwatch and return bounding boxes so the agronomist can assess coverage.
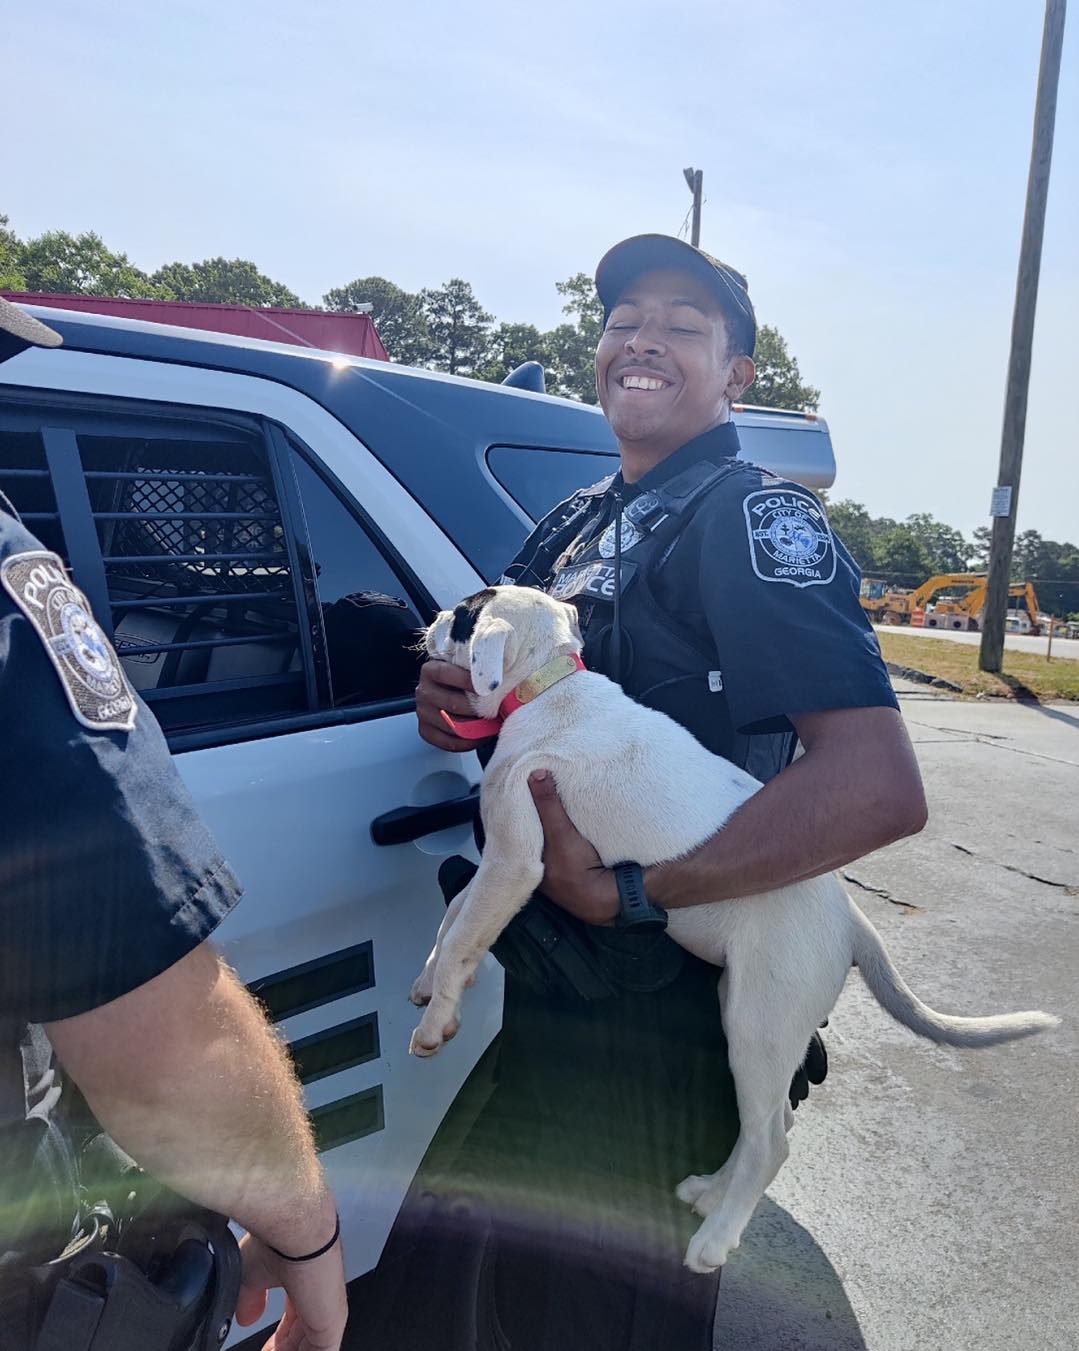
[612,862,668,932]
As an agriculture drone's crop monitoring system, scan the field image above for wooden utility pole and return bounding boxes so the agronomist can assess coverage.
[980,0,1067,673]
[683,167,703,246]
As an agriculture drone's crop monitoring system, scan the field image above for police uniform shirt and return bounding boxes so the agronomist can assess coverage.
[0,504,241,1025]
[506,420,897,777]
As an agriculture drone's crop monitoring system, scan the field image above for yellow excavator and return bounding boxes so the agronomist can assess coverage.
[859,573,1041,633]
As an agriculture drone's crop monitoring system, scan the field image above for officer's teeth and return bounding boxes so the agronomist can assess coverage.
[622,375,667,390]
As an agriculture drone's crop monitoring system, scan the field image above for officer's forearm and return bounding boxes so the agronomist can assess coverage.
[44,942,335,1255]
[646,706,927,907]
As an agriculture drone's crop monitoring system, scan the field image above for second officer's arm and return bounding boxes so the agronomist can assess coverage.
[45,946,346,1342]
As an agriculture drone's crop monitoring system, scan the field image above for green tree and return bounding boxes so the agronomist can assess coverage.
[419,278,492,377]
[903,512,971,574]
[870,523,932,582]
[544,272,604,403]
[323,275,429,365]
[742,325,819,411]
[827,499,877,571]
[151,257,303,308]
[0,214,26,290]
[476,322,552,385]
[18,229,167,298]
[970,525,992,570]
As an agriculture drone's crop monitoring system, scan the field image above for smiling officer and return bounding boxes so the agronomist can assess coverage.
[395,235,928,1351]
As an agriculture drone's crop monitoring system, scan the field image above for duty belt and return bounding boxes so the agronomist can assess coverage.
[0,1192,241,1351]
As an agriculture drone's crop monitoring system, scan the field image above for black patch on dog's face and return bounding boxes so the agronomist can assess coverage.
[449,588,496,644]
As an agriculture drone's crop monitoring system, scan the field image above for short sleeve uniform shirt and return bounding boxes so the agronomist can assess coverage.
[505,421,896,778]
[0,504,241,1025]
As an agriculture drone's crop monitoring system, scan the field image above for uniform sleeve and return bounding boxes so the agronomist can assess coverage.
[0,572,241,1023]
[697,474,898,733]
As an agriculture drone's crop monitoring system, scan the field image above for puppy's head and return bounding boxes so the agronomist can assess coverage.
[425,586,582,713]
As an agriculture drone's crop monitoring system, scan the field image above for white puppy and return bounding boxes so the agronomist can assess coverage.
[410,585,1059,1273]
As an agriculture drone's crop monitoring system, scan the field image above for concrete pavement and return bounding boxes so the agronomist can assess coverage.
[715,687,1078,1350]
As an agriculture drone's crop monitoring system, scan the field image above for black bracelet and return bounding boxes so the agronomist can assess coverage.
[268,1212,340,1262]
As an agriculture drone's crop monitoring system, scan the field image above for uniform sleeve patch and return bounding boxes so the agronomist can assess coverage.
[742,489,836,588]
[1,550,138,732]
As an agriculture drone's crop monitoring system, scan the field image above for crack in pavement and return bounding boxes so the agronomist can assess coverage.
[904,718,1079,768]
[949,842,1079,894]
[841,870,926,914]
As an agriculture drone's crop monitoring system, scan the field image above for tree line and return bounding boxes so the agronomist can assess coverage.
[0,214,819,409]
[8,215,1071,615]
[828,500,1079,620]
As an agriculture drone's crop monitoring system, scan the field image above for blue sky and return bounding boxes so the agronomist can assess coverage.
[6,1,1076,543]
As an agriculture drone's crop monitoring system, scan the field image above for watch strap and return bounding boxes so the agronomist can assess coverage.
[612,862,668,931]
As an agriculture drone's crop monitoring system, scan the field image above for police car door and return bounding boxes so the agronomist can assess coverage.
[0,351,500,1322]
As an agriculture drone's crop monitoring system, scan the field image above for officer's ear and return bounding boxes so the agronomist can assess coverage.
[470,617,516,693]
[725,353,755,402]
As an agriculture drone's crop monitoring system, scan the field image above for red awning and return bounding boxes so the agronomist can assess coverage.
[2,292,389,361]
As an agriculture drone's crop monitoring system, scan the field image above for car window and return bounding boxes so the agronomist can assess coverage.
[486,446,618,523]
[289,448,427,707]
[0,397,309,737]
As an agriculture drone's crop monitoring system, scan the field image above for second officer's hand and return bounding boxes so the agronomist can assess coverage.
[527,771,619,925]
[415,659,491,753]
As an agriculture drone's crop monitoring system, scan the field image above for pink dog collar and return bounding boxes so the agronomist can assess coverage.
[440,652,586,741]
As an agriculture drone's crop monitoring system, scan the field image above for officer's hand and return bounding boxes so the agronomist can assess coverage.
[789,1027,829,1111]
[528,770,619,925]
[236,1228,347,1351]
[416,658,491,752]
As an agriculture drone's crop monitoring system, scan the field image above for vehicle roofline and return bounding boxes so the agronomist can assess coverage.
[17,304,609,411]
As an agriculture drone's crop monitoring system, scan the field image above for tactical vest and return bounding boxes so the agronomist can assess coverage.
[540,457,766,764]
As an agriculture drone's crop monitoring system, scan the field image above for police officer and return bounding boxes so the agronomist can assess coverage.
[371,236,928,1350]
[0,299,347,1350]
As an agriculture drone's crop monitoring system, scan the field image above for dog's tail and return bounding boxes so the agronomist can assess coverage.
[848,900,1060,1047]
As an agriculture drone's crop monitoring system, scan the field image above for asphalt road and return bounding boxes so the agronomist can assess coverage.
[714,685,1078,1350]
[873,623,1079,661]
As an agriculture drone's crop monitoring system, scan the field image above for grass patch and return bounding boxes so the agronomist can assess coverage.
[878,633,1079,702]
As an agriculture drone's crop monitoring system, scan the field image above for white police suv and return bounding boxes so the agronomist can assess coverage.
[0,305,835,1337]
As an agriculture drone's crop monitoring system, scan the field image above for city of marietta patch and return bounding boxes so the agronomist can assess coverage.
[743,488,836,588]
[1,550,138,731]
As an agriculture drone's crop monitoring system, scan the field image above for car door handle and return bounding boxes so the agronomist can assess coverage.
[370,787,480,846]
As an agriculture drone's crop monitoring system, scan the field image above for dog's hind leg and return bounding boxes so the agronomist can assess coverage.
[683,961,809,1272]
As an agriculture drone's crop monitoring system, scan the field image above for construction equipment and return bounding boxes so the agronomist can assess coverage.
[859,573,1041,633]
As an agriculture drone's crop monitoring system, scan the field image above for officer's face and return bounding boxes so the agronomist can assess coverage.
[595,268,753,459]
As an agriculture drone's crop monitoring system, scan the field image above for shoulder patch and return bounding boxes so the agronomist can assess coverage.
[1,551,138,731]
[742,488,836,588]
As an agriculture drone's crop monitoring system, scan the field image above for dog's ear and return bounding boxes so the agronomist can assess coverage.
[470,616,515,693]
[425,611,455,659]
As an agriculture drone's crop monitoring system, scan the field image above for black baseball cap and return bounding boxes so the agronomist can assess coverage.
[595,234,757,357]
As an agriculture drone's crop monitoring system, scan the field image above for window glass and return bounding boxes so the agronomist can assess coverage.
[78,422,306,733]
[486,446,618,523]
[290,450,427,707]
